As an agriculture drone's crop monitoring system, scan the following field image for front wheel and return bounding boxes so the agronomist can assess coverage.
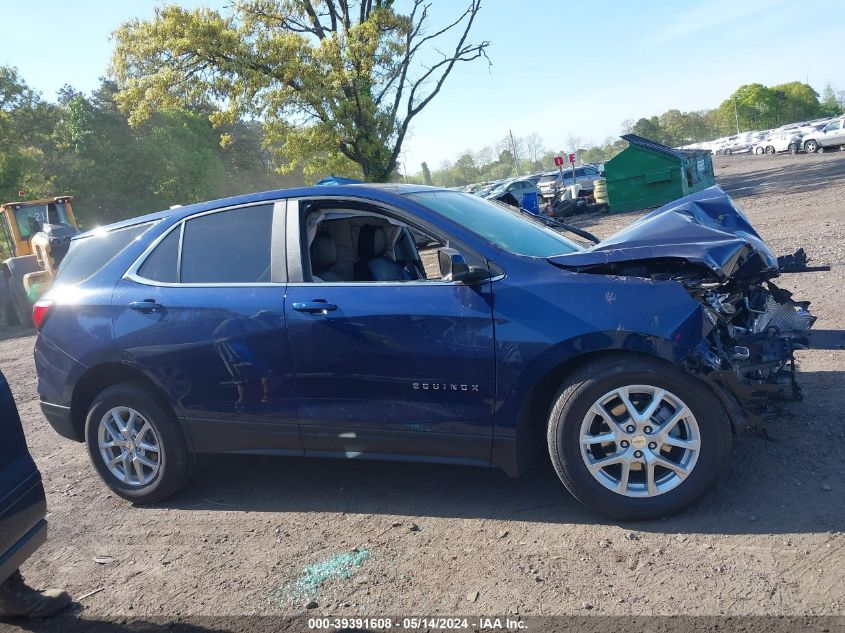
[765,146,775,155]
[804,140,818,153]
[724,148,732,156]
[85,382,192,504]
[547,355,731,520]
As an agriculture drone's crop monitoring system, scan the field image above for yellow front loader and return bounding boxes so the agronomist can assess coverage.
[0,196,79,326]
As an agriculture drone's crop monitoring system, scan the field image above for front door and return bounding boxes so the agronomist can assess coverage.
[284,199,496,465]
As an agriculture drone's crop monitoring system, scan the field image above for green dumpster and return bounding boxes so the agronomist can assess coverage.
[605,134,715,213]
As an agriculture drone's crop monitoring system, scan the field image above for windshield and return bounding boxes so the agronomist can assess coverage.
[407,190,582,257]
[14,202,71,239]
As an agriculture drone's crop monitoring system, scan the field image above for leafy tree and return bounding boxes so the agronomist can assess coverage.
[110,0,490,183]
[820,84,843,117]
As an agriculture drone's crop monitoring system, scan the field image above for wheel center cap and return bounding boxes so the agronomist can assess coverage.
[631,435,647,449]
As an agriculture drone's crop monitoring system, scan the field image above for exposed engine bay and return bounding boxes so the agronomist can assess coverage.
[548,187,844,431]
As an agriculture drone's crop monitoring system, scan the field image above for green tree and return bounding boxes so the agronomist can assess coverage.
[110,0,489,183]
[820,84,842,117]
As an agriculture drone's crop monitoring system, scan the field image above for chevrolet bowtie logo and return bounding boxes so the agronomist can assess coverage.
[413,383,479,392]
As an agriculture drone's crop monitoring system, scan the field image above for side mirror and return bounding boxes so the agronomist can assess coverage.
[438,248,488,283]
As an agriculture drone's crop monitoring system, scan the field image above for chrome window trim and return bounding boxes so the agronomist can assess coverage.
[286,274,504,288]
[123,200,286,288]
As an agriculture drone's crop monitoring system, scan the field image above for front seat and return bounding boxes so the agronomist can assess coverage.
[310,231,344,282]
[354,225,408,281]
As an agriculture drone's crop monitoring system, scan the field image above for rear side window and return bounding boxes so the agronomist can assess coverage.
[56,223,151,286]
[137,227,181,283]
[180,204,273,283]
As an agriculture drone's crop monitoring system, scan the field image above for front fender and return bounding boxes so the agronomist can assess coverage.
[491,264,708,438]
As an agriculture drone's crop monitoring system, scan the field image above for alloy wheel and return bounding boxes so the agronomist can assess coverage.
[97,406,162,486]
[579,385,700,498]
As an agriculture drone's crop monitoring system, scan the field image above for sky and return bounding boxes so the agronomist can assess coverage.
[1,0,843,173]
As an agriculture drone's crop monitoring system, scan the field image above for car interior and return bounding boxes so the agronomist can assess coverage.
[305,207,443,283]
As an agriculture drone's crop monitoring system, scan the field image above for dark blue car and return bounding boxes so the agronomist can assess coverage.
[0,370,47,583]
[33,185,824,519]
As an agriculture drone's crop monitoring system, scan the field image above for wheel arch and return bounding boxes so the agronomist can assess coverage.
[70,362,180,443]
[493,347,733,477]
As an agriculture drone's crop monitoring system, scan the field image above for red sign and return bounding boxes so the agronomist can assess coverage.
[554,156,564,167]
[17,190,25,197]
[568,153,576,164]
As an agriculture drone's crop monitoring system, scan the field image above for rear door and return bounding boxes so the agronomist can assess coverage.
[113,200,302,455]
[0,372,46,580]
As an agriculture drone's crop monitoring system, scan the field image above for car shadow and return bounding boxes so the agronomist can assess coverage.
[148,371,844,537]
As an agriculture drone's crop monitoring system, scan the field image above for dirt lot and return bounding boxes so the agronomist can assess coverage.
[2,152,844,622]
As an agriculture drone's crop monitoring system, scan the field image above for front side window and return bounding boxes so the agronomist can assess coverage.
[407,190,581,257]
[825,120,841,132]
[303,205,453,283]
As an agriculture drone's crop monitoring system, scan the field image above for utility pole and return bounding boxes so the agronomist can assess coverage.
[733,95,741,136]
[509,129,520,177]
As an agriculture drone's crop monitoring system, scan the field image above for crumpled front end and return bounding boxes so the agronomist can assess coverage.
[682,274,816,430]
[549,186,841,431]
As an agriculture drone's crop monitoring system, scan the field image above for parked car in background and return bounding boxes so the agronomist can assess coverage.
[713,135,752,155]
[751,130,802,155]
[473,180,503,197]
[537,165,602,199]
[802,116,845,153]
[34,184,825,519]
[0,370,47,585]
[482,178,542,205]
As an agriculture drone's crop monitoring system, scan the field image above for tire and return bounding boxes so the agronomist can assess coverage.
[85,382,191,504]
[547,354,731,520]
[724,148,732,156]
[2,300,20,326]
[789,143,798,155]
[804,140,818,153]
[11,294,29,328]
[765,146,775,155]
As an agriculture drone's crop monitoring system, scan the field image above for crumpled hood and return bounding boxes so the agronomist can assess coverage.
[548,186,778,281]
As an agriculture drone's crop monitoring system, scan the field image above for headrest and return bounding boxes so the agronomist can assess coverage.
[310,231,337,271]
[358,225,388,260]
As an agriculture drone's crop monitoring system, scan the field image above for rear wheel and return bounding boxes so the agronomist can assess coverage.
[547,355,731,520]
[765,146,775,155]
[85,382,191,504]
[724,148,732,156]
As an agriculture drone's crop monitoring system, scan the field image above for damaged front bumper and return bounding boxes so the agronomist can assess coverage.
[685,278,844,432]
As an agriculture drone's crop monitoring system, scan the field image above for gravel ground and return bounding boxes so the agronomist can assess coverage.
[1,152,843,622]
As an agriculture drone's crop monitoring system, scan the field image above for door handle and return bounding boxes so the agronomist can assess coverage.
[293,300,337,314]
[129,300,164,313]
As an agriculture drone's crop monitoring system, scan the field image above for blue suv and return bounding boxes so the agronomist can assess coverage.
[34,185,825,519]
